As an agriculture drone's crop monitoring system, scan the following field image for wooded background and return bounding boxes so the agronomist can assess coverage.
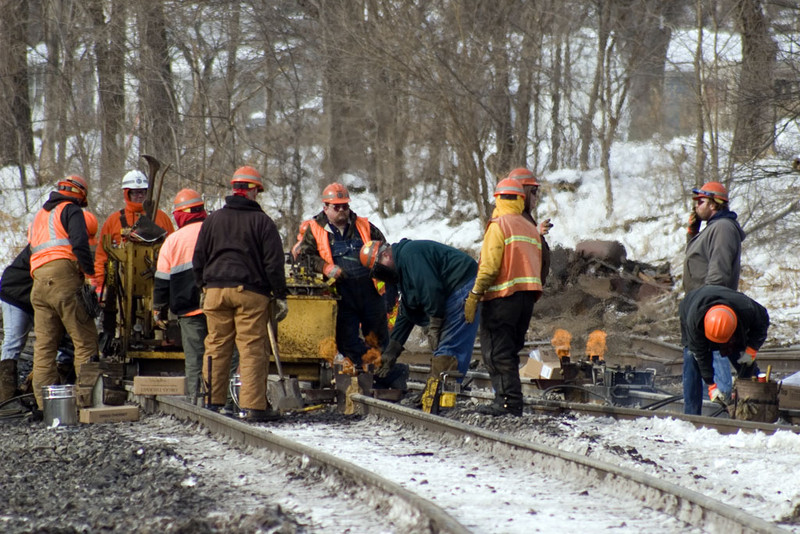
[1,0,798,240]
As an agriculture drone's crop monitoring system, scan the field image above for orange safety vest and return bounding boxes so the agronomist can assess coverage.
[290,219,313,260]
[28,202,78,273]
[483,214,543,301]
[308,217,385,295]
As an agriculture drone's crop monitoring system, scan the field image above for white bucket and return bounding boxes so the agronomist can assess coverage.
[42,385,78,427]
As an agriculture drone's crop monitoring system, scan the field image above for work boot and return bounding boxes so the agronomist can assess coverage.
[242,408,280,423]
[475,396,523,417]
[0,359,18,403]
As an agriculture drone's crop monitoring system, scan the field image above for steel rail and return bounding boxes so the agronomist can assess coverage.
[134,393,470,534]
[352,394,789,534]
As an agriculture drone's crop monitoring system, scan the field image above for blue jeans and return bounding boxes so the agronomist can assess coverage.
[436,279,480,376]
[2,301,74,364]
[1,301,32,361]
[682,346,733,415]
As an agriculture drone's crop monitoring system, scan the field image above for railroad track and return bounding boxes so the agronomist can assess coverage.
[134,393,469,534]
[135,391,789,533]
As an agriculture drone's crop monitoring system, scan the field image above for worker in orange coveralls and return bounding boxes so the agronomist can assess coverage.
[464,178,543,417]
[92,169,174,292]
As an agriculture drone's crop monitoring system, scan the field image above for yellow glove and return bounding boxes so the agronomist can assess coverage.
[464,291,481,323]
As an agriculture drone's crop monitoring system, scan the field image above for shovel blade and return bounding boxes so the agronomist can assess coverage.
[267,376,304,412]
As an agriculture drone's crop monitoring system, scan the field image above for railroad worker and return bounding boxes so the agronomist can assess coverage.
[360,239,479,400]
[465,178,542,417]
[154,189,211,401]
[680,285,768,404]
[681,181,746,414]
[28,175,98,415]
[193,166,288,422]
[294,183,406,389]
[508,167,552,287]
[92,169,174,292]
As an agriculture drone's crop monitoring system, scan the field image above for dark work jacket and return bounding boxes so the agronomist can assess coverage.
[193,195,287,299]
[390,239,478,345]
[680,285,769,384]
[0,246,34,315]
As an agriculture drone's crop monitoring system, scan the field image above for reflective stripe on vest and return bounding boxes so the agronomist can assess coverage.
[308,217,383,294]
[484,214,543,300]
[29,203,77,273]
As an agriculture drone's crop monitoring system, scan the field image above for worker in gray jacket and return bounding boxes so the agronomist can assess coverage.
[682,181,746,414]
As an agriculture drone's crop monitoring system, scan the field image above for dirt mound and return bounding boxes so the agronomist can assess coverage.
[531,241,680,354]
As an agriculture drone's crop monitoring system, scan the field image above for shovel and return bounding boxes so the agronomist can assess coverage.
[266,317,304,411]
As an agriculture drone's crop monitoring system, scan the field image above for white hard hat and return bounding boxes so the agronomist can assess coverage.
[121,169,148,190]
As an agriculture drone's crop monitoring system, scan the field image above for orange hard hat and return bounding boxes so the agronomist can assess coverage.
[508,167,539,187]
[360,240,387,270]
[494,178,525,198]
[231,166,264,192]
[172,188,204,212]
[692,181,729,203]
[82,210,98,246]
[704,304,738,343]
[322,183,350,204]
[57,175,88,204]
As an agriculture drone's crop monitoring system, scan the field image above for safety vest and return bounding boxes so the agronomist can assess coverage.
[28,202,78,273]
[290,218,313,259]
[483,214,543,301]
[308,217,385,295]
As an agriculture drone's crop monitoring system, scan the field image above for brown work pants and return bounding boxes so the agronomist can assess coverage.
[203,286,269,410]
[31,259,98,409]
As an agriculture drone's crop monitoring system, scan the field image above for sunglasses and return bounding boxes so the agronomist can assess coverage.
[325,203,350,211]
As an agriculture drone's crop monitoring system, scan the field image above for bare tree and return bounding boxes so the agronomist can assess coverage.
[135,0,178,163]
[729,0,778,162]
[88,0,126,188]
[0,0,34,181]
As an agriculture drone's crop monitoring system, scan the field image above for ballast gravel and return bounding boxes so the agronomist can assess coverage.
[0,413,299,534]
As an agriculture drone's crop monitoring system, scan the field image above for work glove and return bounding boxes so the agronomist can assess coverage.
[376,339,404,378]
[323,263,346,280]
[737,347,758,365]
[152,309,168,330]
[708,383,730,406]
[464,291,481,323]
[273,298,289,323]
[538,218,553,236]
[737,347,758,378]
[687,208,701,237]
[426,316,444,352]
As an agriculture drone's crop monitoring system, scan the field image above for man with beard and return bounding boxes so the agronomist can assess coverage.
[295,183,406,390]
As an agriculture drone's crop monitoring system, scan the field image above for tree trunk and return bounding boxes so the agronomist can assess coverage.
[693,0,706,184]
[627,0,679,141]
[730,0,777,162]
[89,0,126,189]
[0,0,34,173]
[548,37,563,171]
[579,0,610,171]
[136,0,178,163]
